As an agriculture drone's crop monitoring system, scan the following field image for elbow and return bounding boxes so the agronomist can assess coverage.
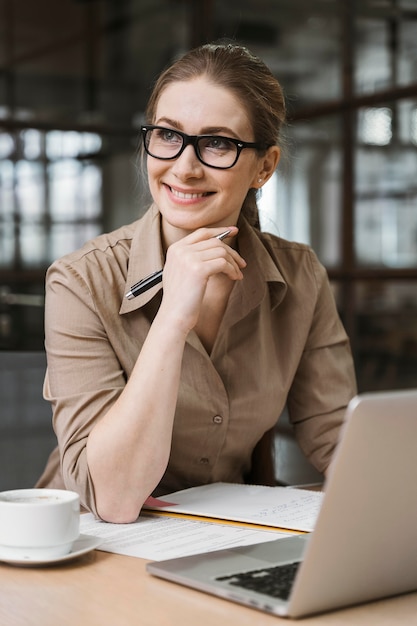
[99,510,140,524]
[95,495,147,524]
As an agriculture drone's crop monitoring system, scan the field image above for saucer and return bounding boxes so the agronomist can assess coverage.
[0,534,102,567]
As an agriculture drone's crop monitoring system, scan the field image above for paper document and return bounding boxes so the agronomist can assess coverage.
[144,482,323,532]
[80,512,290,561]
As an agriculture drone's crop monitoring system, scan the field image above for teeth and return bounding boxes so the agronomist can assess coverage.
[171,188,206,199]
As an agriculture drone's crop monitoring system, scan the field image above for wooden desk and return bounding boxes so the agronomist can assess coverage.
[1,549,417,625]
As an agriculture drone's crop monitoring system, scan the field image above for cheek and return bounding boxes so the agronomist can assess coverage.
[147,160,165,192]
[226,168,256,201]
[146,158,159,180]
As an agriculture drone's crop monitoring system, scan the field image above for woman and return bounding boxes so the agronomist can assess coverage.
[37,42,357,523]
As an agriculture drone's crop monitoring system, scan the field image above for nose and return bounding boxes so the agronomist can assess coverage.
[171,144,204,179]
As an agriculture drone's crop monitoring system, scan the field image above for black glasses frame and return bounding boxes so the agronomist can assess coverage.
[141,125,264,170]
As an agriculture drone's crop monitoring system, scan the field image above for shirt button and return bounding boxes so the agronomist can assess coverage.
[213,415,223,424]
[199,457,209,465]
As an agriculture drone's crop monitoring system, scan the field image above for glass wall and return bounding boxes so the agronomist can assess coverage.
[0,129,103,268]
[259,114,344,268]
[356,102,417,268]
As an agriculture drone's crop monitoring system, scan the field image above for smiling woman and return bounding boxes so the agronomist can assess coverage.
[36,42,356,523]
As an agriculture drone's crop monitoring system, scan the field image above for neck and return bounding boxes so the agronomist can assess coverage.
[160,218,238,252]
[160,221,192,252]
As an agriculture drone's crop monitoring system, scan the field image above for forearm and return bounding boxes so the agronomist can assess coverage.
[86,310,188,523]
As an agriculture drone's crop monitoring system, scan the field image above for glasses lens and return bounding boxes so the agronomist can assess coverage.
[145,128,183,159]
[197,136,238,168]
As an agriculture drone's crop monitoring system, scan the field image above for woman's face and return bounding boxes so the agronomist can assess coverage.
[147,76,265,245]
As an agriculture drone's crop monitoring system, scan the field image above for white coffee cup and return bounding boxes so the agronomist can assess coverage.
[0,488,80,559]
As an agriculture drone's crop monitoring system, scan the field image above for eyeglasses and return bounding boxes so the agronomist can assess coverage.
[141,125,264,170]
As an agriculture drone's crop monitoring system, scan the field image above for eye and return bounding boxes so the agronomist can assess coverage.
[155,128,182,145]
[202,136,236,153]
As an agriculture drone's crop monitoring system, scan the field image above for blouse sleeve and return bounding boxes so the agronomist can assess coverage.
[286,251,357,474]
[43,258,127,516]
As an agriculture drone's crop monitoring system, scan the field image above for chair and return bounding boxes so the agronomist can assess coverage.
[274,406,324,486]
[0,351,56,490]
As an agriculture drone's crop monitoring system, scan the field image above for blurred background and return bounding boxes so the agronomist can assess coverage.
[1,0,416,487]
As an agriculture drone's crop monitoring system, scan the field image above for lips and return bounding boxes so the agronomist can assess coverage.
[169,186,211,200]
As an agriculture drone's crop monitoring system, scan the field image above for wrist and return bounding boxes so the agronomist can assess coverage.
[152,305,192,343]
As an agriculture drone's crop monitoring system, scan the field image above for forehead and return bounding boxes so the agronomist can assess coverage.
[154,77,254,136]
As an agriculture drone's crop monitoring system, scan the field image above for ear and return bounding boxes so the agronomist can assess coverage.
[251,146,281,189]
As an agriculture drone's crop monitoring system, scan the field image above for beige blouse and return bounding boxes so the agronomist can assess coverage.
[37,204,357,516]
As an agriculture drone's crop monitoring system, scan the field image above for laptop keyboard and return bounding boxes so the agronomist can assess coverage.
[216,561,301,601]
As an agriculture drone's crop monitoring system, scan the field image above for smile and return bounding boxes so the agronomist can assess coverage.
[169,186,210,200]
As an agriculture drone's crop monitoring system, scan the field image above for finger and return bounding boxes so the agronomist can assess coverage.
[200,243,246,270]
[184,226,239,244]
[196,246,246,279]
[192,231,247,269]
[211,240,247,269]
[204,256,245,281]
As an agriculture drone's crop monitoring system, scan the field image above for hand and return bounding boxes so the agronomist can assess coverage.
[158,226,246,334]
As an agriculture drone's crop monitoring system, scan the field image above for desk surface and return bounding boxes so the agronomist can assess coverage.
[1,548,417,626]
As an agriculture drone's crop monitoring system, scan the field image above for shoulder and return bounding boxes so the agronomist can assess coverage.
[257,229,316,258]
[45,220,139,293]
[257,230,326,288]
[58,221,138,265]
[48,221,138,268]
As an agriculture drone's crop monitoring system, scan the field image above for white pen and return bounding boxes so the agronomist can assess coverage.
[125,229,232,299]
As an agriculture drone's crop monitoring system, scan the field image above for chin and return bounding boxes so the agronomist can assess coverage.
[162,209,218,231]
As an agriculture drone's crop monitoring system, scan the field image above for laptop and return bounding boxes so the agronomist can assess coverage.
[147,389,417,618]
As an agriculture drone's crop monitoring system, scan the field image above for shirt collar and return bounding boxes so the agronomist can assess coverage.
[237,216,287,311]
[119,204,164,315]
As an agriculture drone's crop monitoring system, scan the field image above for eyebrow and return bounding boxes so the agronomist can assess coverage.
[154,117,240,138]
